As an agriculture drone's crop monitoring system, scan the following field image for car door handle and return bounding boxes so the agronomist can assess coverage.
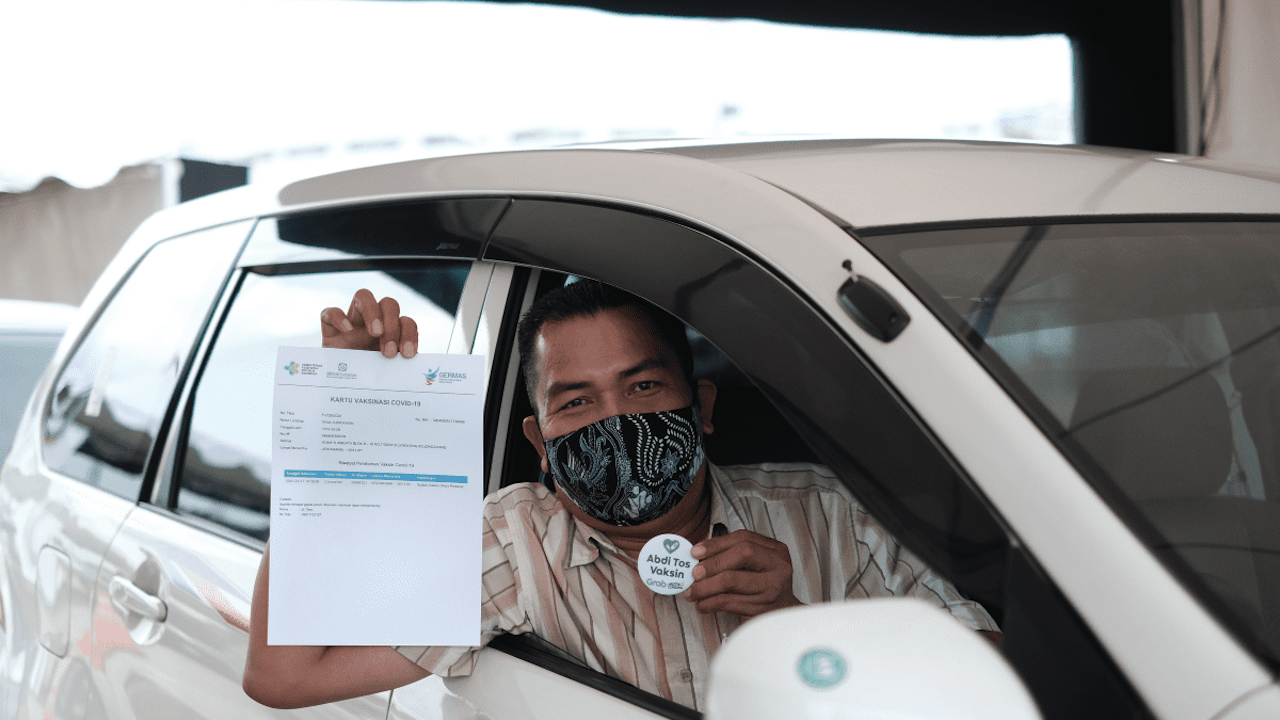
[108,576,168,622]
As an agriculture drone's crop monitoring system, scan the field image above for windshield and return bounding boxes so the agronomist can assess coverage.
[862,220,1280,667]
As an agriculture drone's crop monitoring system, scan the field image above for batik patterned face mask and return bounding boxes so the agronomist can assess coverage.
[543,405,705,526]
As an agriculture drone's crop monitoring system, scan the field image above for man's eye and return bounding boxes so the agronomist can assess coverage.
[561,397,585,410]
[636,380,659,391]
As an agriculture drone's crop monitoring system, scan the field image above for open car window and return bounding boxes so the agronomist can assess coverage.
[479,199,1152,719]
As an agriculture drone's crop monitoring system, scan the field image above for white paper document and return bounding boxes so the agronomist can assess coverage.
[269,346,485,646]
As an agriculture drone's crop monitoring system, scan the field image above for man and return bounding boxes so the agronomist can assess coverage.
[244,280,999,710]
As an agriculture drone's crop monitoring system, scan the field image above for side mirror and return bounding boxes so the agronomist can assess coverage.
[706,599,1041,720]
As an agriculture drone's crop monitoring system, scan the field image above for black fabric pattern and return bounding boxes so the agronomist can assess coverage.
[544,406,704,526]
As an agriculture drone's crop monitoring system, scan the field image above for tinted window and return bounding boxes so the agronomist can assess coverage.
[174,262,470,540]
[42,225,246,499]
[862,220,1280,670]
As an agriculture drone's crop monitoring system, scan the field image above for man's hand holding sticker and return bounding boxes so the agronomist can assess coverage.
[685,530,803,618]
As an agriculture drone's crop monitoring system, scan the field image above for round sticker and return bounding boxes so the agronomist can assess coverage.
[797,648,847,689]
[638,533,698,595]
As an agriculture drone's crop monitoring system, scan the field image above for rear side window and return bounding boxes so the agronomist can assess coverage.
[173,261,471,540]
[42,224,247,500]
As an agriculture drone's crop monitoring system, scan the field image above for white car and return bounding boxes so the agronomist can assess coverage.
[0,300,76,464]
[2,139,1279,720]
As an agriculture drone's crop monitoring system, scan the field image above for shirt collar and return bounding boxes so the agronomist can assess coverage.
[707,462,747,534]
[564,462,743,569]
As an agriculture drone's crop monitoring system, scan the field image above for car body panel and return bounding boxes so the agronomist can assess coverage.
[90,505,385,720]
[1218,684,1280,720]
[391,649,676,720]
[665,140,1280,229]
[0,438,135,720]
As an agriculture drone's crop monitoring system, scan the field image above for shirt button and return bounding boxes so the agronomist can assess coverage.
[678,669,693,683]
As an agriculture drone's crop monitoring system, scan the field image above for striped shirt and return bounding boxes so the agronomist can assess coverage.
[396,462,997,710]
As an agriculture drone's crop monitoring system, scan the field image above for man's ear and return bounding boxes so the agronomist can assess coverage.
[522,415,550,473]
[696,379,717,435]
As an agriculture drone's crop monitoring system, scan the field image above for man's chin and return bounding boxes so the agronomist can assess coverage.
[556,462,711,538]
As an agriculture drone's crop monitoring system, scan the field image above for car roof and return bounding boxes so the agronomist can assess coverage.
[133,139,1280,248]
[659,139,1280,229]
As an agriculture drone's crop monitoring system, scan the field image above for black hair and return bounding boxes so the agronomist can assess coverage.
[516,279,695,413]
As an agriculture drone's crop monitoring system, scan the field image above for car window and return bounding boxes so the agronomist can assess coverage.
[42,225,246,500]
[482,199,1152,719]
[862,220,1280,672]
[496,271,819,494]
[172,261,471,540]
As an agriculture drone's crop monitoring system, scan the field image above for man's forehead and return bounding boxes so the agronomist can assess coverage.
[532,309,678,389]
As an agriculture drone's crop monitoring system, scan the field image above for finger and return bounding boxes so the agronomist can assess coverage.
[348,289,381,334]
[320,307,354,338]
[686,568,784,603]
[692,539,786,581]
[692,592,776,617]
[692,529,785,562]
[399,316,418,358]
[378,296,402,357]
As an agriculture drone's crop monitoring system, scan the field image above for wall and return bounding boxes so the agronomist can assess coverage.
[0,163,168,305]
[1194,0,1280,168]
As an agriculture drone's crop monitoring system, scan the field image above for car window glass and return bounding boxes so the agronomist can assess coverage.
[42,226,245,500]
[863,220,1280,671]
[175,262,470,540]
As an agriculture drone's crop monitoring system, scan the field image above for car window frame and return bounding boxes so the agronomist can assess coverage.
[477,197,1155,719]
[147,258,490,546]
[38,220,253,504]
[142,197,512,543]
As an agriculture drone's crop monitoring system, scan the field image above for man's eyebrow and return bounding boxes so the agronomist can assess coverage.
[543,358,669,400]
[620,358,668,378]
[545,380,590,400]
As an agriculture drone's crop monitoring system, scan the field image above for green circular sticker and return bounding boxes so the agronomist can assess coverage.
[797,648,847,689]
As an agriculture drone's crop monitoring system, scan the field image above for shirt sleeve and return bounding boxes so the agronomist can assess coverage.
[845,502,1000,633]
[395,499,534,676]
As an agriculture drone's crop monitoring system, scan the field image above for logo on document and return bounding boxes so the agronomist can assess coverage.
[326,361,357,380]
[425,367,467,386]
[285,361,321,376]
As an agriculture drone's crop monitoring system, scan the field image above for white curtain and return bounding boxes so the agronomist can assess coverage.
[0,163,165,305]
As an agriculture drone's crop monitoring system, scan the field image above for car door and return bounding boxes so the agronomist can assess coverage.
[87,200,501,720]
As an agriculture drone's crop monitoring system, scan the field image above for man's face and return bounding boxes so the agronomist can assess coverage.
[528,307,692,442]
